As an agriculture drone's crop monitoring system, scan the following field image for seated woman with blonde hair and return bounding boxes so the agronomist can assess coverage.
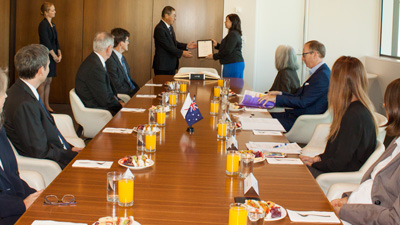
[268,45,300,94]
[300,56,377,178]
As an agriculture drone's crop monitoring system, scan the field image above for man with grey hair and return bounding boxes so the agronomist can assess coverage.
[75,32,124,115]
[4,44,81,169]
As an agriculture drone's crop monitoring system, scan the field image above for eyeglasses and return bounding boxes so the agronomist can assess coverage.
[301,51,314,57]
[44,194,76,205]
[125,39,130,43]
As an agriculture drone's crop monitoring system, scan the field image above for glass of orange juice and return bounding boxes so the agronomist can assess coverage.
[180,82,188,93]
[214,86,221,98]
[118,176,134,207]
[145,130,156,152]
[217,119,227,139]
[218,79,224,87]
[229,203,247,225]
[169,92,178,106]
[226,150,240,176]
[210,99,220,115]
[156,107,166,126]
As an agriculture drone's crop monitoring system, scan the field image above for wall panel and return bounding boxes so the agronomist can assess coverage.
[83,0,153,86]
[0,0,10,70]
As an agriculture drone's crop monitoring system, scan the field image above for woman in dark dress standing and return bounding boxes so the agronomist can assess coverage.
[38,2,61,113]
[206,14,245,78]
[300,56,377,178]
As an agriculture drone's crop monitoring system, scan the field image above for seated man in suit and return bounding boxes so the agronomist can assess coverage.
[152,6,197,75]
[75,32,124,115]
[0,69,43,224]
[259,40,331,131]
[4,44,81,169]
[106,28,140,97]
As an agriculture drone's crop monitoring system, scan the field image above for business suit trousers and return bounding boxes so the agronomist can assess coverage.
[154,69,176,75]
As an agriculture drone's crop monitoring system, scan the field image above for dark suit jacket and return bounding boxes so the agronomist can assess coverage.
[75,52,122,115]
[152,20,187,71]
[4,79,77,169]
[213,30,244,65]
[269,68,300,94]
[0,127,36,224]
[106,51,140,97]
[275,63,331,117]
[38,18,60,77]
[340,138,400,224]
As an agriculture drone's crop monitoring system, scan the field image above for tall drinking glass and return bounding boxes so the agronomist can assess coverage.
[218,79,224,87]
[169,92,178,106]
[145,130,156,152]
[226,150,240,176]
[156,107,166,126]
[239,153,255,178]
[214,86,221,98]
[107,171,121,202]
[180,82,188,93]
[229,203,247,225]
[118,176,134,207]
[148,108,156,125]
[210,99,219,115]
[136,129,145,151]
[217,119,227,139]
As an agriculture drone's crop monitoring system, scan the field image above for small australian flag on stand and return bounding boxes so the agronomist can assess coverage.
[181,93,203,131]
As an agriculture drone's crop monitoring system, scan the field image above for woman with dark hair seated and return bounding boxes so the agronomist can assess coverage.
[331,78,400,225]
[269,45,300,94]
[300,56,377,178]
[0,69,43,224]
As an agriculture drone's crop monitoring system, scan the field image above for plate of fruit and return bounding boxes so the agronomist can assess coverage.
[229,103,244,112]
[239,150,265,163]
[228,90,237,97]
[245,200,286,221]
[93,216,140,225]
[118,155,154,170]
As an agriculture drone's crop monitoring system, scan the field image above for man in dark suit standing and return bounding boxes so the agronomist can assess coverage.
[106,28,140,97]
[153,6,197,75]
[259,40,331,131]
[75,32,124,115]
[4,44,81,169]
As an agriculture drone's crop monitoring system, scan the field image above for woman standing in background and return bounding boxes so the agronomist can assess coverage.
[38,2,61,113]
[206,14,244,78]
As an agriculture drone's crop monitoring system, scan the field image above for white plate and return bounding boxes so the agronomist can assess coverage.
[132,126,161,133]
[118,158,154,170]
[254,157,265,163]
[264,204,287,221]
[230,107,245,112]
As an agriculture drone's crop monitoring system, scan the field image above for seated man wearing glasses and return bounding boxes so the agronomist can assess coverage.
[258,40,331,132]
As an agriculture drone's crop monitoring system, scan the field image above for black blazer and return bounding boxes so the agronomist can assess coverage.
[75,52,122,115]
[152,20,187,71]
[0,127,36,224]
[213,30,244,65]
[269,68,300,94]
[4,79,77,169]
[106,51,140,97]
[38,18,60,77]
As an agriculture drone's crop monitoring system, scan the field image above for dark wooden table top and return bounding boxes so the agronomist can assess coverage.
[15,76,339,225]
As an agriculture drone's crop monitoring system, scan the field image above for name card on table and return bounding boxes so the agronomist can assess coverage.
[244,173,259,196]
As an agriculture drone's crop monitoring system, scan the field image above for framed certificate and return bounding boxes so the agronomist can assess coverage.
[197,39,213,58]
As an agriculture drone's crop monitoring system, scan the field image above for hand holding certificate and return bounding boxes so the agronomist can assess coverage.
[197,40,213,58]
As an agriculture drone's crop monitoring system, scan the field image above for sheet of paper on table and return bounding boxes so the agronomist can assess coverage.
[135,94,157,98]
[253,130,282,136]
[120,108,146,113]
[239,117,286,132]
[246,142,302,154]
[286,210,341,223]
[102,127,134,134]
[266,158,303,165]
[144,83,163,87]
[31,220,88,225]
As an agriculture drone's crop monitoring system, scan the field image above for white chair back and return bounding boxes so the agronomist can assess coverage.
[69,89,113,138]
[374,112,387,143]
[53,114,85,148]
[20,170,46,190]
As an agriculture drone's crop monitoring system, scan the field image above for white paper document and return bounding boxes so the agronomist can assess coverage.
[252,130,282,136]
[266,158,303,165]
[102,127,134,134]
[244,107,269,113]
[239,117,286,132]
[197,40,213,58]
[32,221,87,225]
[120,108,146,113]
[246,142,302,154]
[144,83,162,87]
[287,210,341,223]
[135,94,157,98]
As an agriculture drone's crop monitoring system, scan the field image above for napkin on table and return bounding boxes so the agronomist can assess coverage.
[287,210,341,223]
[144,83,162,87]
[31,220,87,225]
[266,158,303,165]
[102,127,134,134]
[135,94,157,98]
[72,160,113,169]
[120,108,146,113]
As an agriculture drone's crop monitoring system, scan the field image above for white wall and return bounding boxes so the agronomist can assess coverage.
[223,0,257,86]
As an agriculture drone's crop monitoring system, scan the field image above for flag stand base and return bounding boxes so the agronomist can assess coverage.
[186,126,194,133]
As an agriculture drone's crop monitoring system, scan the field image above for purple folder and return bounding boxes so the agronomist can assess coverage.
[241,95,275,109]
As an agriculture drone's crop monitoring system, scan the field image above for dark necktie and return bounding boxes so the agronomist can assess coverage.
[121,57,135,91]
[38,96,71,150]
[169,26,173,37]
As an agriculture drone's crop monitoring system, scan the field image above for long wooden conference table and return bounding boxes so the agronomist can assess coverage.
[16,76,340,225]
